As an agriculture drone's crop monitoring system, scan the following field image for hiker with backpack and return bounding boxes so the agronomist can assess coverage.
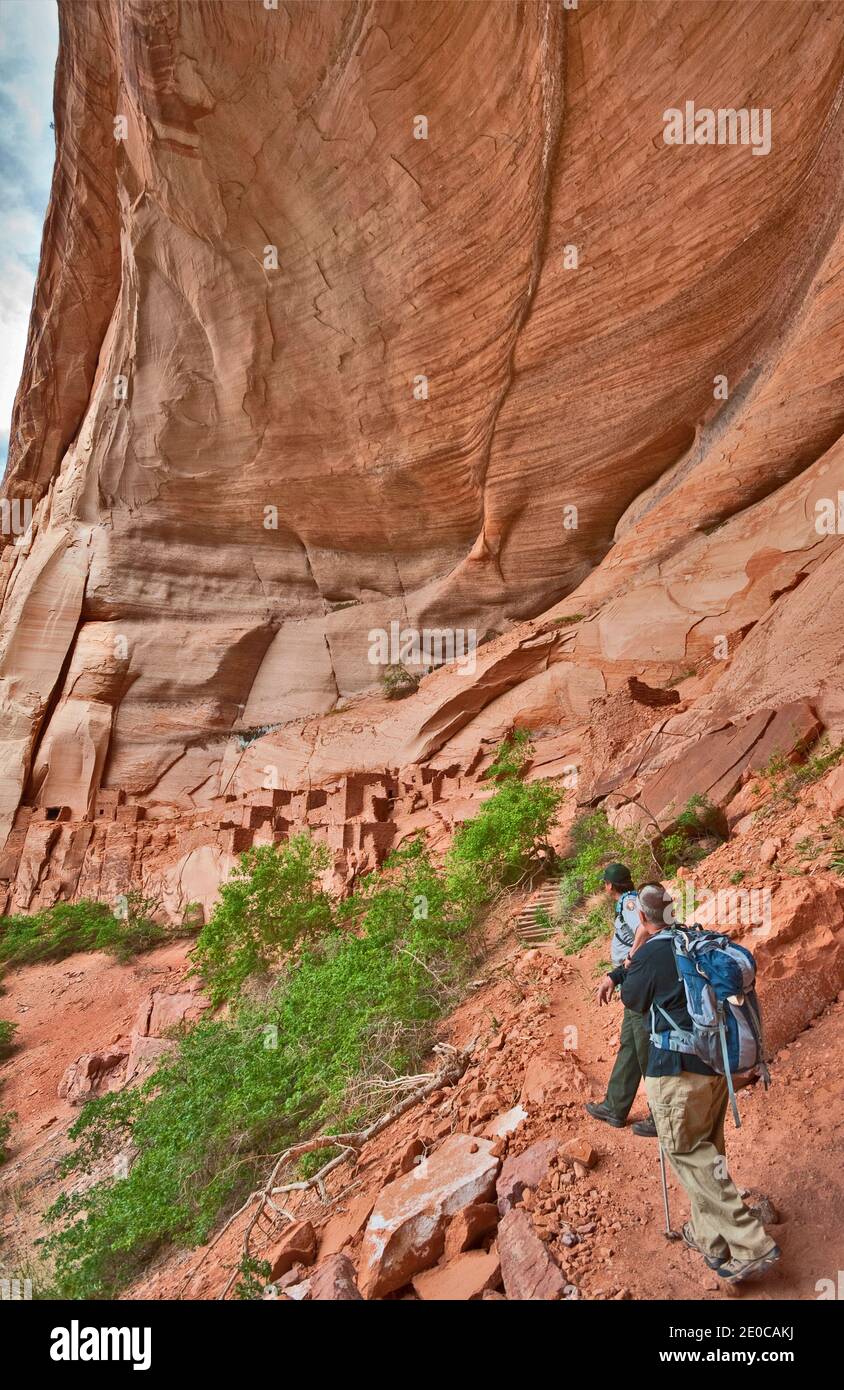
[584,864,658,1137]
[607,881,780,1285]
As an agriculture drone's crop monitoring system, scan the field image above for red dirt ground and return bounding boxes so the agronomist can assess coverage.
[1,898,841,1301]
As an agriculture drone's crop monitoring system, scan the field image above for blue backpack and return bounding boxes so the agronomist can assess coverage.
[649,925,769,1126]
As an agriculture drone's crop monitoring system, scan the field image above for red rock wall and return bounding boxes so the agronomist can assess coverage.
[2,1,844,891]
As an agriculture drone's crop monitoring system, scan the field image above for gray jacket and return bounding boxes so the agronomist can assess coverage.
[610,891,640,966]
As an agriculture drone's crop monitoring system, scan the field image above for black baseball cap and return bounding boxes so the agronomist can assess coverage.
[602,863,634,888]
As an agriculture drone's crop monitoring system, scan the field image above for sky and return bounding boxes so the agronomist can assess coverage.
[0,0,59,473]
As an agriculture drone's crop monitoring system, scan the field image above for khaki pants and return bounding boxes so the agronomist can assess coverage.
[645,1072,773,1262]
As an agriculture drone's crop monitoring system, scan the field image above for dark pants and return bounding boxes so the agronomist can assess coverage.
[604,1007,650,1121]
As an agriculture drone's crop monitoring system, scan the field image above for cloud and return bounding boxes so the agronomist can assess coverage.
[0,0,59,474]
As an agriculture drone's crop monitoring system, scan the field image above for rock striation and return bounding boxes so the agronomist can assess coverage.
[1,0,844,918]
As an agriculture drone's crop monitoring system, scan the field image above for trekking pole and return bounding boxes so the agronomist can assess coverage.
[659,1145,680,1241]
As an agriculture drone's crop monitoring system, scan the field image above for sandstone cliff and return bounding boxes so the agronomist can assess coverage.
[2,0,844,916]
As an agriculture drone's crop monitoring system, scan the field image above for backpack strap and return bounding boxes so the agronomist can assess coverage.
[717,1009,742,1129]
[649,1002,696,1054]
[744,992,772,1091]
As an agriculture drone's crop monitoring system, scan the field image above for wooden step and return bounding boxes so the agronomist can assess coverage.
[514,877,562,945]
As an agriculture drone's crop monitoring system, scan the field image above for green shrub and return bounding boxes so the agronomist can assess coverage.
[564,810,655,896]
[759,737,844,812]
[551,810,655,956]
[192,837,333,1004]
[381,663,420,700]
[674,792,721,837]
[0,893,172,970]
[0,1018,18,1060]
[234,1257,272,1300]
[448,777,563,894]
[558,903,608,955]
[0,1109,15,1165]
[43,747,561,1300]
[656,795,725,876]
[486,730,532,781]
[552,799,726,955]
[44,841,473,1297]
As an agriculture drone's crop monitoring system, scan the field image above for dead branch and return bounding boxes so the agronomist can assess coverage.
[176,1037,477,1300]
[397,946,449,990]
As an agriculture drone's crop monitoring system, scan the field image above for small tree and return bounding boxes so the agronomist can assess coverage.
[192,837,333,1002]
[447,739,563,897]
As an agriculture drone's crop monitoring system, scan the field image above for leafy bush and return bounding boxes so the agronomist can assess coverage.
[45,841,473,1297]
[380,663,420,700]
[552,800,723,955]
[563,810,655,896]
[234,1257,271,1300]
[44,747,560,1299]
[192,837,333,1003]
[448,776,563,894]
[486,730,532,781]
[558,902,609,955]
[658,795,725,875]
[0,1018,18,1060]
[0,893,173,969]
[674,792,721,837]
[0,1109,15,1165]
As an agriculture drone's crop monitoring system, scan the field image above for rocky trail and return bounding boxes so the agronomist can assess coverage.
[1,0,844,1334]
[135,918,843,1302]
[3,782,840,1304]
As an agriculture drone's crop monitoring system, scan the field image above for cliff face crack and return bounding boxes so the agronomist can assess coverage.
[466,0,566,564]
[300,0,376,122]
[621,69,844,539]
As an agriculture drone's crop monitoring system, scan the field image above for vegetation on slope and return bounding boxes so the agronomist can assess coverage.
[548,797,723,954]
[0,893,186,969]
[756,739,844,815]
[42,739,563,1299]
[0,1020,18,1165]
[191,837,334,1004]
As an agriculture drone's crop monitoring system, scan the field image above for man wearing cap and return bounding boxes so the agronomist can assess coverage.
[584,863,658,1137]
[609,881,780,1283]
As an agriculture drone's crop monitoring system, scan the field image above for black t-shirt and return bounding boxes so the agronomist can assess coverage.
[613,933,714,1078]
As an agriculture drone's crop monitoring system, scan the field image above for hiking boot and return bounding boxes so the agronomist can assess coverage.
[681,1222,727,1270]
[584,1101,624,1128]
[716,1246,781,1284]
[632,1115,658,1138]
